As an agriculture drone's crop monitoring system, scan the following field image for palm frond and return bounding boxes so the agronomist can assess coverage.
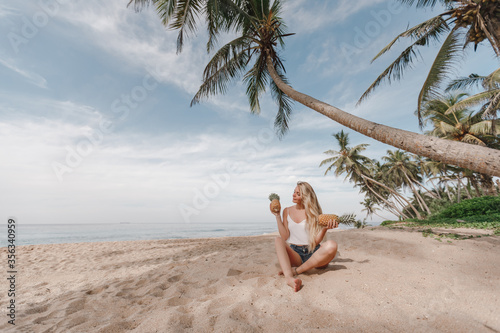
[484,67,500,90]
[417,28,463,126]
[397,0,450,8]
[462,133,486,146]
[435,121,459,136]
[445,90,499,115]
[191,36,251,105]
[483,91,500,119]
[371,15,447,63]
[469,119,500,135]
[171,0,203,53]
[333,130,350,150]
[269,61,294,138]
[244,53,268,115]
[358,17,450,105]
[127,0,155,12]
[445,73,485,92]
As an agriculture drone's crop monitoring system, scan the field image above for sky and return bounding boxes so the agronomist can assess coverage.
[1,0,498,225]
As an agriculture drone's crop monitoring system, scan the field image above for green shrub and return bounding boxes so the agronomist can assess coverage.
[431,196,500,219]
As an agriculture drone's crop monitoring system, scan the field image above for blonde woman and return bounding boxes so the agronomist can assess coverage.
[271,181,338,292]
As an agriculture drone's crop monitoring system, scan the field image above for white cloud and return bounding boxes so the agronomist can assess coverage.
[284,0,386,33]
[55,1,207,94]
[0,58,48,88]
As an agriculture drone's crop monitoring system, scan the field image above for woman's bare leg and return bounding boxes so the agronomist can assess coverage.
[296,240,337,274]
[275,237,302,292]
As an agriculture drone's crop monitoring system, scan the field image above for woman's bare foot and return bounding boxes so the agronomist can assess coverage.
[286,277,302,292]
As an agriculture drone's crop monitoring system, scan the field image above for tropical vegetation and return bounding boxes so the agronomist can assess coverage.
[360,0,500,123]
[128,0,500,177]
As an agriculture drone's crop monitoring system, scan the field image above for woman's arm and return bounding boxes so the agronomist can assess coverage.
[273,206,290,241]
[314,227,328,244]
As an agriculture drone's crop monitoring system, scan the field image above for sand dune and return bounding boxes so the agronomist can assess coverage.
[1,227,499,332]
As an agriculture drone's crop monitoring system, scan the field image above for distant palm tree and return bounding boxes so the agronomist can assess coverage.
[320,131,420,219]
[360,0,500,123]
[129,0,500,177]
[446,67,500,122]
[360,197,386,221]
[420,93,499,147]
[414,155,441,199]
[382,150,432,215]
[420,92,499,195]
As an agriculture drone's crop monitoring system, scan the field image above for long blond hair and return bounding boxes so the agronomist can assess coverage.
[296,181,323,252]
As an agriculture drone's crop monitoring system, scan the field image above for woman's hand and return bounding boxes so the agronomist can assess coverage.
[324,218,339,230]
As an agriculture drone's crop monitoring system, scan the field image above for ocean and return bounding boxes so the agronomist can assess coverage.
[1,222,360,247]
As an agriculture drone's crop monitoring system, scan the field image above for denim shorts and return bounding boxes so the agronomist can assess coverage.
[290,244,320,263]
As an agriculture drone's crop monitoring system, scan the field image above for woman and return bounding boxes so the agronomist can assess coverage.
[271,181,338,292]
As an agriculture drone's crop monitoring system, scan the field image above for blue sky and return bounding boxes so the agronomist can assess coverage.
[1,0,498,225]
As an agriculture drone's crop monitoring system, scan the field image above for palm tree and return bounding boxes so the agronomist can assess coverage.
[382,149,432,215]
[320,131,419,219]
[129,0,500,177]
[360,197,386,221]
[414,155,441,199]
[420,92,500,195]
[446,67,500,122]
[360,0,500,122]
[420,93,500,147]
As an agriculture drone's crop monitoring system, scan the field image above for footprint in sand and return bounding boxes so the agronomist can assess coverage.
[85,285,109,295]
[25,304,50,315]
[227,268,242,276]
[168,274,182,283]
[67,315,88,329]
[65,299,85,315]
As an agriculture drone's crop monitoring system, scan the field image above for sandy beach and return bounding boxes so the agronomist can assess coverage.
[1,226,499,332]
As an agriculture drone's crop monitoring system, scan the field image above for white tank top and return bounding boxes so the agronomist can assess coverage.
[287,215,309,245]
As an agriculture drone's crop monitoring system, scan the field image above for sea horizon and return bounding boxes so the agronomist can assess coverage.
[1,221,372,247]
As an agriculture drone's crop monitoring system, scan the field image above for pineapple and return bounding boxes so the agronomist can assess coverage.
[318,214,338,226]
[268,193,281,213]
[318,213,357,227]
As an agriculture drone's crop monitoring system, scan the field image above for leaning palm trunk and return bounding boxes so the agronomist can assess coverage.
[471,178,483,197]
[403,172,432,215]
[412,178,438,199]
[458,177,472,199]
[480,173,496,196]
[363,178,410,219]
[428,178,442,199]
[359,173,421,219]
[265,56,500,177]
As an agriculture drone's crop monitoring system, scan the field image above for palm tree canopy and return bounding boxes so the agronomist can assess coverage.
[359,0,500,123]
[419,92,500,148]
[320,130,374,184]
[130,0,500,177]
[381,149,422,189]
[129,0,295,137]
[189,0,296,137]
[446,67,500,120]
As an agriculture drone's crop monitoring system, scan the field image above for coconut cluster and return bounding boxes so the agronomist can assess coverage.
[451,0,499,46]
